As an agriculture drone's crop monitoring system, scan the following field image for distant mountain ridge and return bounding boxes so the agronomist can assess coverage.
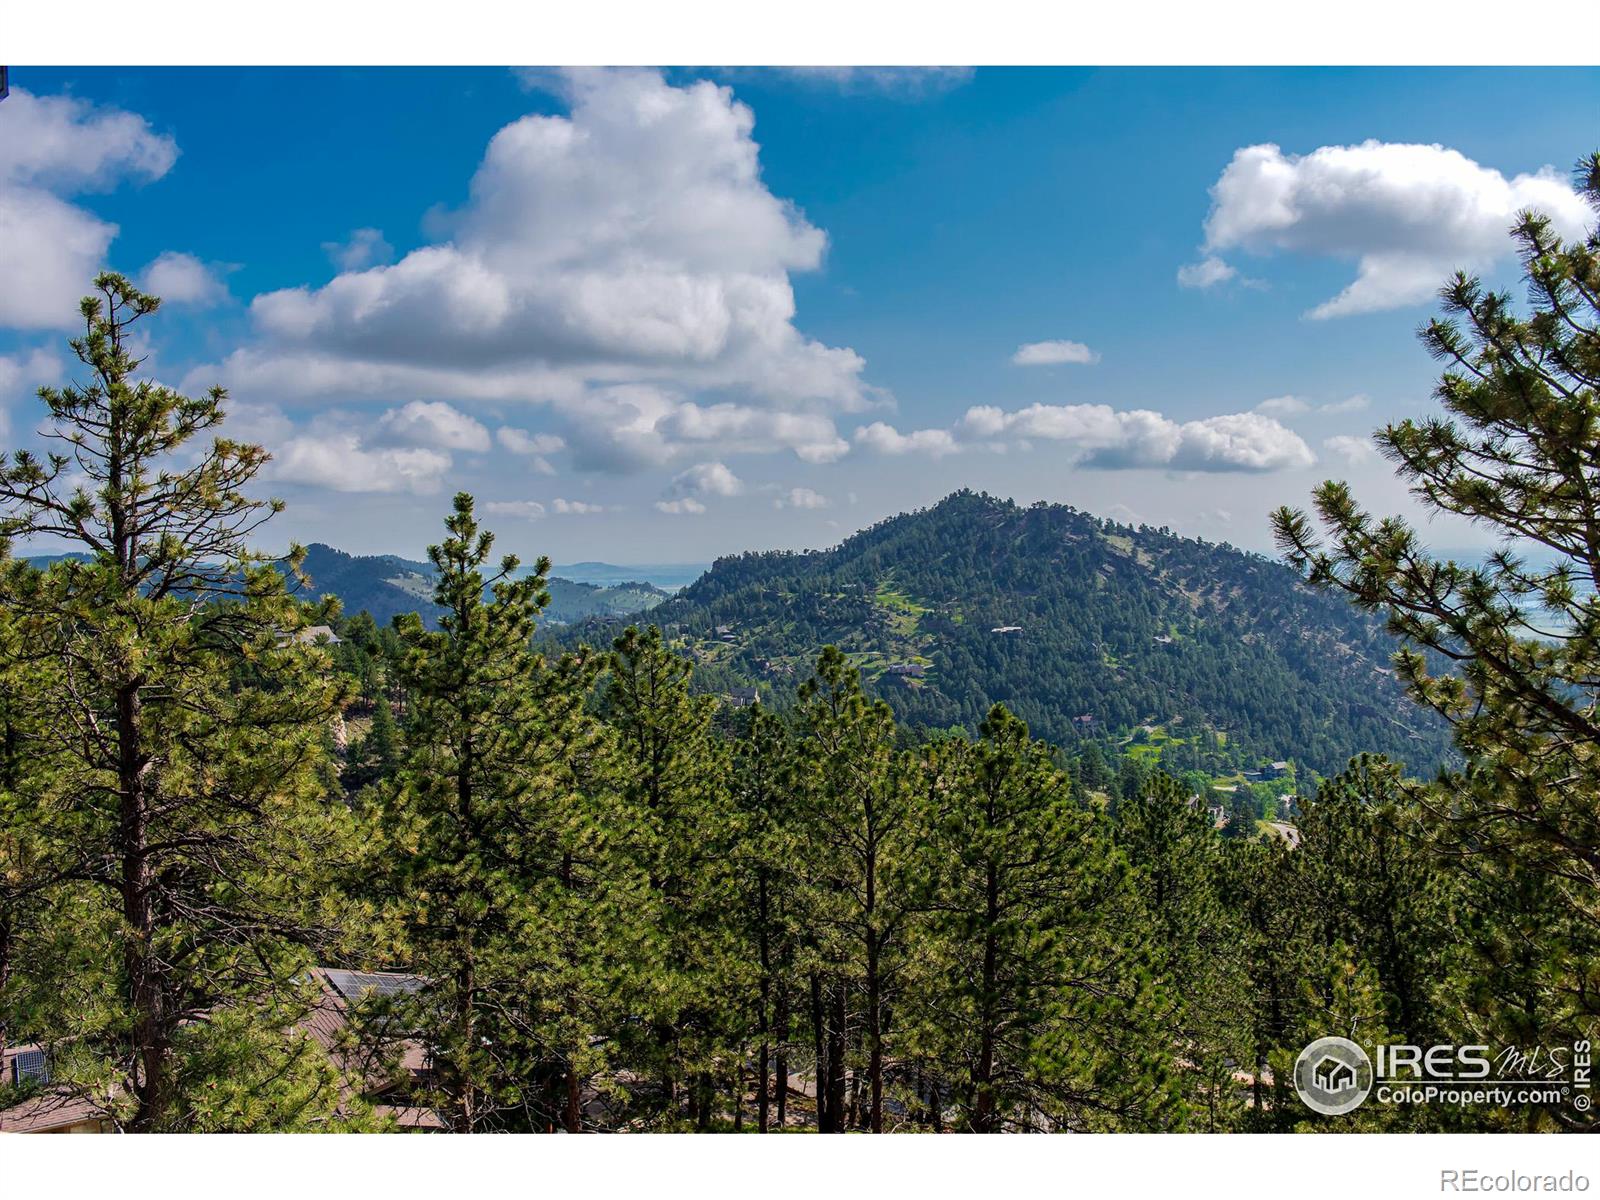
[16,545,675,628]
[553,561,708,591]
[294,543,669,627]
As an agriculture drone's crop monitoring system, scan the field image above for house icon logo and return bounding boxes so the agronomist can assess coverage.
[1294,1036,1374,1116]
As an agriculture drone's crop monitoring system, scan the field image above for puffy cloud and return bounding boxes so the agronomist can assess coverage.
[864,402,1313,473]
[0,89,178,330]
[1254,395,1309,416]
[1176,255,1238,289]
[377,400,490,451]
[141,252,229,307]
[496,426,566,456]
[486,499,546,520]
[1254,393,1369,417]
[1155,412,1316,473]
[271,433,453,494]
[495,425,563,474]
[1011,339,1099,366]
[1320,394,1370,415]
[0,347,59,397]
[322,227,393,272]
[484,496,606,519]
[1195,141,1592,318]
[0,348,61,444]
[775,486,830,510]
[667,461,744,499]
[261,400,490,494]
[221,399,294,447]
[223,69,869,478]
[853,422,960,458]
[1323,434,1378,465]
[0,88,177,190]
[654,402,849,464]
[654,497,706,515]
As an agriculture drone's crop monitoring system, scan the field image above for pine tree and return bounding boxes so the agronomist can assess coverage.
[1117,772,1250,1131]
[599,625,738,1128]
[728,704,802,1132]
[363,493,568,1131]
[793,646,919,1133]
[911,705,1179,1131]
[0,274,353,1131]
[1272,154,1600,1127]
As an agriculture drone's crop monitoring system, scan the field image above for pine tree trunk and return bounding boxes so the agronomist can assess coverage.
[810,972,827,1131]
[825,981,847,1133]
[866,929,883,1133]
[117,681,168,1132]
[757,872,770,1133]
[565,1063,582,1133]
[973,862,999,1133]
[456,958,477,1133]
[775,984,789,1130]
[756,1036,769,1132]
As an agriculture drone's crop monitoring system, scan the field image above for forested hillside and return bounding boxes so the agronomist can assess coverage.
[615,490,1452,778]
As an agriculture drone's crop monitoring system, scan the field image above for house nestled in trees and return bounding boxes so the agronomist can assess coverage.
[0,970,445,1133]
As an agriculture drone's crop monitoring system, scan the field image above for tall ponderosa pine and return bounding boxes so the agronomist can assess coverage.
[1273,154,1600,1127]
[599,625,739,1128]
[912,706,1178,1132]
[1117,772,1249,1131]
[0,273,353,1131]
[793,646,919,1133]
[365,493,568,1131]
[728,704,803,1132]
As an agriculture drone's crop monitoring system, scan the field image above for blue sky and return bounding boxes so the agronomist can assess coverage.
[3,66,1597,563]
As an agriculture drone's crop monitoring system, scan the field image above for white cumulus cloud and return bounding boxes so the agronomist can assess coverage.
[214,69,871,477]
[775,486,831,510]
[485,499,547,520]
[1323,434,1378,465]
[550,498,607,514]
[0,348,61,445]
[853,422,960,458]
[1011,339,1099,366]
[0,89,178,330]
[322,227,394,272]
[272,433,453,494]
[1194,140,1592,319]
[1176,255,1238,289]
[861,402,1313,473]
[667,461,744,499]
[377,400,491,452]
[496,426,566,456]
[1254,394,1370,418]
[141,252,229,307]
[654,497,707,515]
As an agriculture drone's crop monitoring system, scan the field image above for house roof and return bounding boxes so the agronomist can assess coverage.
[0,1044,112,1133]
[1,968,440,1133]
